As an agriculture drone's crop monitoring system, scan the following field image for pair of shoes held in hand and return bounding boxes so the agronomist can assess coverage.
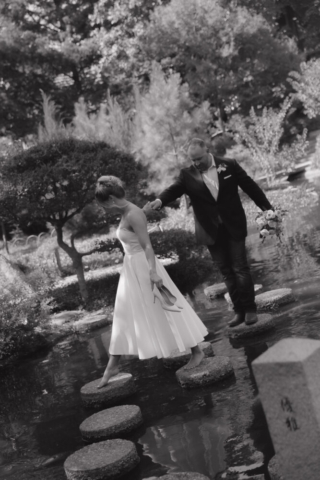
[153,285,183,312]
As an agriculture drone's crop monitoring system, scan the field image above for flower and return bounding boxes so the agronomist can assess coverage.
[256,217,265,226]
[266,210,277,220]
[217,164,227,173]
[260,229,270,237]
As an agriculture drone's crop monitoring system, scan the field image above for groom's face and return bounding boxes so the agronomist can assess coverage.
[188,145,211,172]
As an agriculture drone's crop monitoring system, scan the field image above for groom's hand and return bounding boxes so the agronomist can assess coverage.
[148,199,162,210]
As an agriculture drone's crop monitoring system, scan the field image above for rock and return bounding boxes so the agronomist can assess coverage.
[204,282,228,299]
[80,405,143,442]
[227,314,275,339]
[163,342,214,370]
[159,473,210,480]
[81,373,137,409]
[64,439,139,480]
[50,311,82,327]
[268,456,284,480]
[252,338,320,480]
[175,357,234,389]
[225,288,294,312]
[73,312,111,332]
[0,254,34,298]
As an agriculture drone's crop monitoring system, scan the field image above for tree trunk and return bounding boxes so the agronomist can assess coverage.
[54,247,66,277]
[73,254,89,304]
[55,225,89,303]
[1,221,9,254]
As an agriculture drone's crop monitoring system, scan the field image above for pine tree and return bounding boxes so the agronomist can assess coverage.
[133,62,211,193]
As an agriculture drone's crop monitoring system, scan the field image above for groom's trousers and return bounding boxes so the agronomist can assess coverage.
[207,224,257,313]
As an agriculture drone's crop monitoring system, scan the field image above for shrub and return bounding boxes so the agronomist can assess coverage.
[0,291,50,362]
[0,136,140,303]
[231,97,309,185]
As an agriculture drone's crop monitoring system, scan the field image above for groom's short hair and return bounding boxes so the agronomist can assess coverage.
[188,138,206,150]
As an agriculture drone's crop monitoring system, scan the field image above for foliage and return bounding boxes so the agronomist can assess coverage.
[37,92,71,142]
[0,137,139,301]
[72,93,135,152]
[289,59,320,119]
[0,0,103,137]
[231,96,308,185]
[90,0,170,93]
[0,289,50,362]
[140,0,301,114]
[134,62,211,193]
[229,0,320,56]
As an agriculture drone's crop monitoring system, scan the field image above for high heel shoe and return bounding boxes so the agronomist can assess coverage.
[159,285,183,310]
[153,288,181,312]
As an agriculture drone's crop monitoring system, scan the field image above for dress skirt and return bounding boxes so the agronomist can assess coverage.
[109,251,208,359]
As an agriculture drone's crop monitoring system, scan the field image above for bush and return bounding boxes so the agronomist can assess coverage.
[0,292,50,362]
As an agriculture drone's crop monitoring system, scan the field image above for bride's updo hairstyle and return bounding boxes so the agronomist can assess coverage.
[95,175,125,203]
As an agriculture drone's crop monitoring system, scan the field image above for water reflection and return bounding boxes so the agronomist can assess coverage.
[1,177,320,478]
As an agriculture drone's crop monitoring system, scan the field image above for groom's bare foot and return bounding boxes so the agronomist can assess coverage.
[97,368,120,389]
[184,350,205,370]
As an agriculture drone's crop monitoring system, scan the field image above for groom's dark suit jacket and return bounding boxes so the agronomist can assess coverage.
[158,156,273,245]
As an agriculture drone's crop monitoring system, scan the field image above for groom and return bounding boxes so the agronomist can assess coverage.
[147,137,273,327]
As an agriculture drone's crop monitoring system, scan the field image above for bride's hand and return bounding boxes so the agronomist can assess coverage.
[150,270,163,289]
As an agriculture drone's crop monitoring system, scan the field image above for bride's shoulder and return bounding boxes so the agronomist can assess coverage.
[127,204,147,224]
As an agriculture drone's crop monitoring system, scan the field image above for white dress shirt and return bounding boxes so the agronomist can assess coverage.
[201,154,219,200]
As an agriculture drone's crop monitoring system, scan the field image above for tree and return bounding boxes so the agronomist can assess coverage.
[0,0,103,137]
[289,59,320,119]
[133,62,212,194]
[139,0,301,114]
[0,138,139,302]
[230,96,308,186]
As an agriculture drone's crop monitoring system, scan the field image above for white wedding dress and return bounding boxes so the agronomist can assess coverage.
[108,227,208,359]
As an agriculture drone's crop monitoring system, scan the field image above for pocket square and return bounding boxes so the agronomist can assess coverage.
[224,175,232,179]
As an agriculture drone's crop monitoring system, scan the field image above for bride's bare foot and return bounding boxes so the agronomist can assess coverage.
[97,368,120,389]
[184,350,205,370]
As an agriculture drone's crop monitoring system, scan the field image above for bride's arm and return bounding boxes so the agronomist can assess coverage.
[128,210,163,289]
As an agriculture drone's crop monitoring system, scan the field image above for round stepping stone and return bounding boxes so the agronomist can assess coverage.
[224,284,263,307]
[81,373,137,409]
[160,473,210,480]
[73,312,111,332]
[163,342,214,370]
[80,405,143,441]
[64,439,139,480]
[225,288,293,312]
[227,314,275,339]
[175,357,234,389]
[204,282,228,299]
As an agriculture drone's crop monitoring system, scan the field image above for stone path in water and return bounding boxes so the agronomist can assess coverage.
[64,439,139,480]
[227,314,275,339]
[176,356,234,388]
[80,373,137,409]
[80,405,143,442]
[163,341,214,369]
[64,283,295,478]
[224,288,295,312]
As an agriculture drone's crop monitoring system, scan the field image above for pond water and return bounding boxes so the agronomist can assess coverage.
[1,174,320,480]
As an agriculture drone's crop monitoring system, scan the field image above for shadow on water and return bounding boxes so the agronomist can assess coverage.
[1,175,320,479]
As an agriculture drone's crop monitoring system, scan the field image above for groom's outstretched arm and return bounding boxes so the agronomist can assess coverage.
[158,171,186,207]
[233,160,273,211]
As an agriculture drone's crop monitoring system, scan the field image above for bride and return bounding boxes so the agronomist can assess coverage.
[95,176,208,388]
